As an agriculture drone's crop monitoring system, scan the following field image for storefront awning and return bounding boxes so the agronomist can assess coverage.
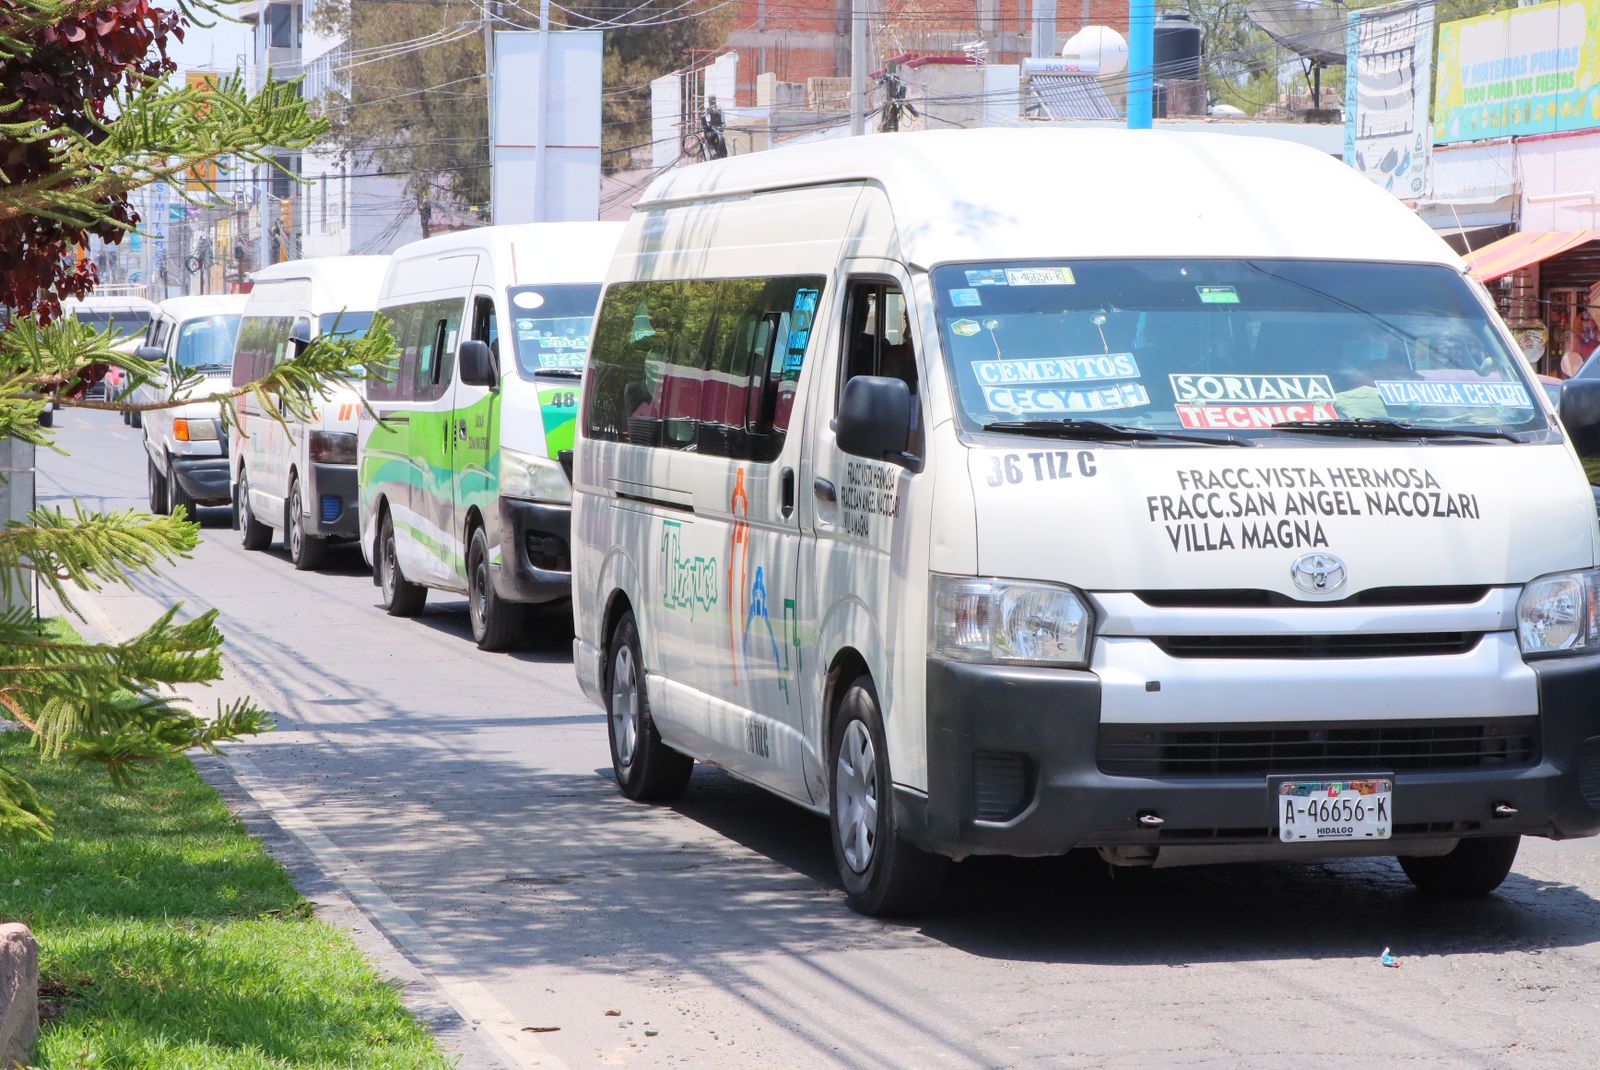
[1465,229,1600,282]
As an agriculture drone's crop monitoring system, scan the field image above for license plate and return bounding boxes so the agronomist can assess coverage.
[1277,779,1392,842]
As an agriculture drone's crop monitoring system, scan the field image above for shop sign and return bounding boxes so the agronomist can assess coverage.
[1433,0,1600,143]
[1345,3,1435,196]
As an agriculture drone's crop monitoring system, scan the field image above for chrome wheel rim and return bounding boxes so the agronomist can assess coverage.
[835,719,878,874]
[236,481,249,542]
[610,644,639,769]
[288,486,303,559]
[381,527,397,602]
[470,547,487,635]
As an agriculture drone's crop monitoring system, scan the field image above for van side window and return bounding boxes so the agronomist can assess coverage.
[368,303,419,402]
[232,315,293,388]
[841,282,917,398]
[471,296,500,376]
[374,298,462,403]
[584,275,824,463]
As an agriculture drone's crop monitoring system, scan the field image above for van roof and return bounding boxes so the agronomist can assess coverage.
[61,294,157,313]
[155,294,249,321]
[248,255,390,308]
[637,128,1459,270]
[384,222,626,290]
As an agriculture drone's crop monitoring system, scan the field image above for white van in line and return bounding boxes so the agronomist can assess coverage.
[571,128,1600,916]
[59,291,157,424]
[230,256,388,570]
[358,222,624,649]
[135,294,248,515]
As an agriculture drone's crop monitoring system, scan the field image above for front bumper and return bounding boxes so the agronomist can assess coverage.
[306,462,359,539]
[491,496,572,606]
[898,655,1600,861]
[170,456,231,506]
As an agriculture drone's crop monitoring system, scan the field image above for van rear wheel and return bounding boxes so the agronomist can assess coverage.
[607,612,691,801]
[1399,835,1520,897]
[147,458,168,515]
[468,526,523,651]
[379,510,427,617]
[287,475,328,571]
[830,674,948,917]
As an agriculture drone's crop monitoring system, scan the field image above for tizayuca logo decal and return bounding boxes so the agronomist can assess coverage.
[661,520,716,616]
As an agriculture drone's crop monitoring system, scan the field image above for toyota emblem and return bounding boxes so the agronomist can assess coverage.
[1291,552,1348,595]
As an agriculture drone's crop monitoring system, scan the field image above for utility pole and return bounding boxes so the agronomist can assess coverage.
[484,0,496,224]
[1031,0,1056,58]
[850,0,868,136]
[1127,0,1154,129]
[533,0,550,221]
[258,162,271,268]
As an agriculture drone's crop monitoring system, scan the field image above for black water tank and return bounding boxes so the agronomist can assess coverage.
[1154,11,1203,81]
[1153,12,1203,117]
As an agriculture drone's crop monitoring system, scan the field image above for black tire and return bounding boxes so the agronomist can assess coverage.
[468,526,523,651]
[37,407,52,428]
[286,475,328,571]
[147,457,169,515]
[1399,835,1520,897]
[378,509,427,617]
[166,456,194,518]
[606,612,691,801]
[130,409,142,429]
[237,473,273,551]
[829,674,948,917]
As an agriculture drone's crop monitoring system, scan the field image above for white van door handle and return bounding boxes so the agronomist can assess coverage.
[813,477,837,504]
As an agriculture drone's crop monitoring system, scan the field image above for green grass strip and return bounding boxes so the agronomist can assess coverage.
[0,730,454,1069]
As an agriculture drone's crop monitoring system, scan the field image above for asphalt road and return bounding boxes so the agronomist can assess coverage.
[37,409,1600,1069]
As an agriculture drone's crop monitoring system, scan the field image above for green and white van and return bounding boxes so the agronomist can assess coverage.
[358,221,624,649]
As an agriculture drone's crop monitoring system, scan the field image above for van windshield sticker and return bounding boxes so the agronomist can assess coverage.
[1171,374,1336,404]
[984,381,1151,415]
[512,291,546,310]
[951,318,981,337]
[965,269,1008,286]
[1005,267,1076,286]
[1376,380,1533,409]
[974,353,1140,386]
[950,288,982,307]
[1197,285,1239,304]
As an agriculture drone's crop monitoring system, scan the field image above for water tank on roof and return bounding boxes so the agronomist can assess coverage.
[1062,26,1129,78]
[1153,12,1204,117]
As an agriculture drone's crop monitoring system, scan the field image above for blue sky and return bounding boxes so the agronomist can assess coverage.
[169,8,254,75]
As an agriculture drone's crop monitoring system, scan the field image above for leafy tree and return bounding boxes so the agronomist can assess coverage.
[0,0,394,838]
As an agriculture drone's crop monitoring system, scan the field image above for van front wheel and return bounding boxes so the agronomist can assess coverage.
[468,527,524,651]
[830,675,948,917]
[237,474,272,551]
[1399,835,1520,897]
[607,612,691,801]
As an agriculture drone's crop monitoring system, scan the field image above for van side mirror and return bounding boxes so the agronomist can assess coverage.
[458,339,496,389]
[835,375,918,470]
[288,320,312,356]
[135,345,166,363]
[1559,379,1600,462]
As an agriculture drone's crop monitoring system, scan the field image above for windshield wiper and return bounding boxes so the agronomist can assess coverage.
[534,368,582,379]
[1271,418,1522,443]
[980,419,1251,446]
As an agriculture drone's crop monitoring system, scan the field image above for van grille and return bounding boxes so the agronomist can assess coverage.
[1151,632,1482,659]
[1135,586,1490,609]
[1097,719,1538,777]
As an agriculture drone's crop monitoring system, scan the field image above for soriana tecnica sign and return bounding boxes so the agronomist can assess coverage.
[1434,0,1600,143]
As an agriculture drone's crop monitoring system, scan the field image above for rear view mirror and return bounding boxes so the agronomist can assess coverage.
[288,320,312,356]
[458,339,496,389]
[835,375,917,470]
[1559,379,1600,461]
[135,345,166,362]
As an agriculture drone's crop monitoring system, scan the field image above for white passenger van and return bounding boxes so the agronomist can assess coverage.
[135,294,248,515]
[230,256,388,570]
[358,222,623,649]
[572,129,1600,916]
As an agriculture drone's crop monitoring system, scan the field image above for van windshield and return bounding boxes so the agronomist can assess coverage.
[175,314,242,372]
[931,260,1545,439]
[71,310,151,339]
[507,284,601,377]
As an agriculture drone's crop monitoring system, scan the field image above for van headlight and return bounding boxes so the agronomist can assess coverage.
[500,448,571,504]
[931,575,1093,667]
[308,430,357,464]
[1516,568,1600,656]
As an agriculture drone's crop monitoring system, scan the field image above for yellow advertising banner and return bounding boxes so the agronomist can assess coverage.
[1434,0,1600,143]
